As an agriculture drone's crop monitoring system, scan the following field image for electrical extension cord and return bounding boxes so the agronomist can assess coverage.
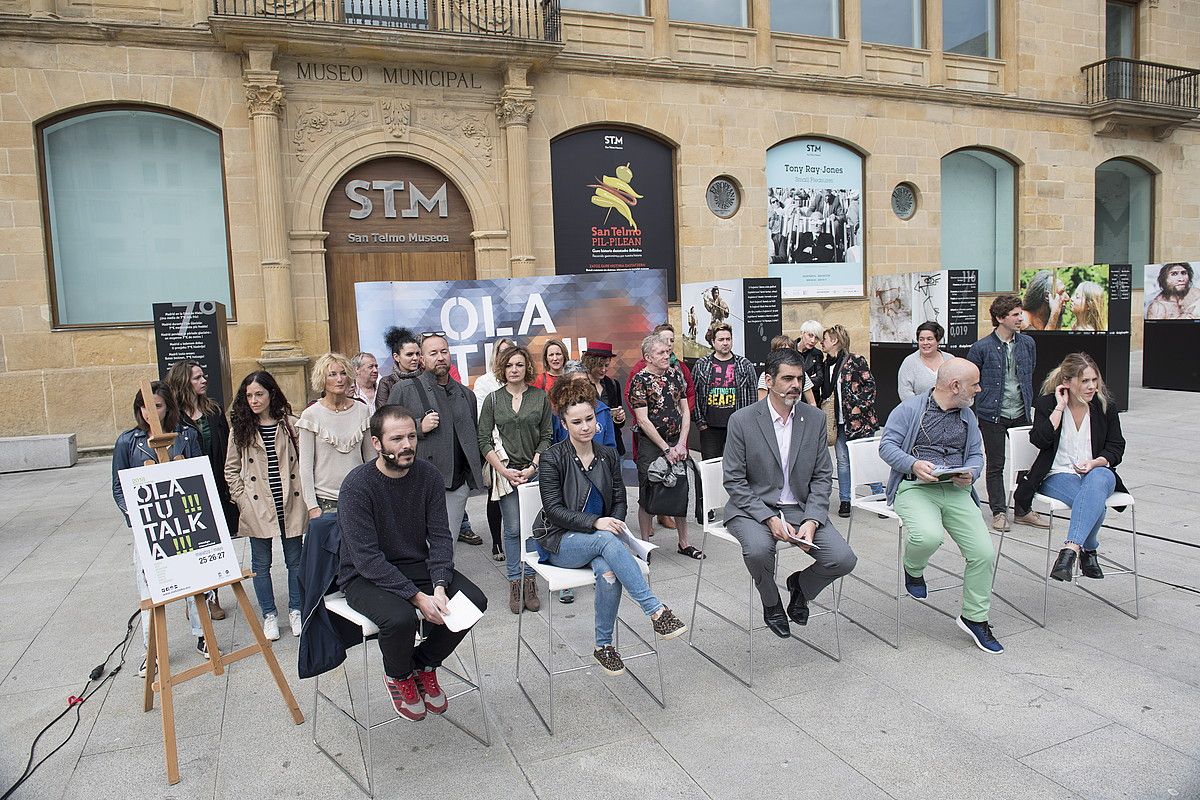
[0,610,140,800]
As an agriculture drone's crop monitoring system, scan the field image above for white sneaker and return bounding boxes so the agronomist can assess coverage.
[289,610,302,637]
[263,613,280,641]
[137,655,148,678]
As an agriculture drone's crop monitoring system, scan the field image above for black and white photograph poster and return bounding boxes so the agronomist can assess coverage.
[550,127,678,301]
[766,138,864,299]
[118,457,238,604]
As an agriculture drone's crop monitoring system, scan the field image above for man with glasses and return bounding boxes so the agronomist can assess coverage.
[389,332,484,546]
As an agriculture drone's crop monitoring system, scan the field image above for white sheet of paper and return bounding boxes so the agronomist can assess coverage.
[442,591,485,633]
[616,522,657,562]
[931,467,973,479]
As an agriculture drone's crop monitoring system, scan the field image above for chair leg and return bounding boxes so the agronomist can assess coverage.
[363,639,374,798]
[1043,514,1055,628]
[1131,507,1140,619]
[895,523,904,649]
[546,589,555,735]
[747,573,757,687]
[835,513,855,615]
[688,531,708,644]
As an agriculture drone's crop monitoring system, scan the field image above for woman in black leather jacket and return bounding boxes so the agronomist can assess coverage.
[535,379,687,676]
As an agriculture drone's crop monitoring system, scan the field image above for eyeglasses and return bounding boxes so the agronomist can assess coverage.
[419,331,447,342]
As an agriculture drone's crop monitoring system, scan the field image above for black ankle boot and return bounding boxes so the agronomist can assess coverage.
[1079,549,1104,579]
[1050,548,1077,582]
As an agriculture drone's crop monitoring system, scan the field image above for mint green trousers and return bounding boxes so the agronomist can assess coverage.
[893,480,995,622]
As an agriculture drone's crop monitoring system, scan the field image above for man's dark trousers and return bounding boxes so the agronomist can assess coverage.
[343,564,487,679]
[978,414,1029,516]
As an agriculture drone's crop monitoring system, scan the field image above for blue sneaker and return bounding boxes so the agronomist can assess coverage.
[904,571,928,599]
[558,588,575,604]
[957,616,1004,654]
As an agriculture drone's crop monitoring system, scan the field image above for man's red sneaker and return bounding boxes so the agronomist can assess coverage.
[415,668,447,714]
[384,675,426,721]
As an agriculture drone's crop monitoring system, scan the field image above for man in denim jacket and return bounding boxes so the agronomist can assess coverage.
[965,295,1049,533]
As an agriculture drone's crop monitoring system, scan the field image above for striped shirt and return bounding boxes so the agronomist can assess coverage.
[259,424,286,531]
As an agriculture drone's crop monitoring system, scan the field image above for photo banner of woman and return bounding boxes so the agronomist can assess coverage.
[354,271,668,390]
[679,278,783,367]
[550,128,678,302]
[766,138,865,299]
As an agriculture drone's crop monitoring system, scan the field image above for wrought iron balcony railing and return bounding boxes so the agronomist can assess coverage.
[213,0,562,43]
[1082,57,1200,110]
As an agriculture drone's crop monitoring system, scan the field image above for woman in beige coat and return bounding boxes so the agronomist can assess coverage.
[225,371,308,641]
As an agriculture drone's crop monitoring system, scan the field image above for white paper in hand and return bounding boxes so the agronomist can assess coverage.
[442,591,485,633]
[615,522,657,562]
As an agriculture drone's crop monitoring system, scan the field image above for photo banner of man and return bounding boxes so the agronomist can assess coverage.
[355,271,668,388]
[118,456,239,604]
[1144,262,1200,320]
[551,128,678,301]
[680,278,782,369]
[1018,265,1111,332]
[766,138,865,299]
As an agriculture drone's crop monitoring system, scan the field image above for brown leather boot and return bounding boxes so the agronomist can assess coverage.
[508,580,522,614]
[207,590,226,621]
[522,576,541,612]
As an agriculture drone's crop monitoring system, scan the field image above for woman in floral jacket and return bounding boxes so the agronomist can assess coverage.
[820,324,880,516]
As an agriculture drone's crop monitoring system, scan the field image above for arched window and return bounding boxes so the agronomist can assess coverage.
[38,107,233,327]
[940,148,1016,293]
[1095,158,1153,273]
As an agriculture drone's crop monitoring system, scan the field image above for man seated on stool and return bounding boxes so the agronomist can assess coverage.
[338,405,489,721]
[723,348,857,638]
[877,358,1002,654]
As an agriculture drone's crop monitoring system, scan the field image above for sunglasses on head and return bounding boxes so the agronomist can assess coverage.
[419,331,447,342]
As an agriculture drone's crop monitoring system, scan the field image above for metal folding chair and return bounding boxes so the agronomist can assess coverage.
[998,425,1140,625]
[513,482,665,734]
[688,457,841,687]
[312,593,490,797]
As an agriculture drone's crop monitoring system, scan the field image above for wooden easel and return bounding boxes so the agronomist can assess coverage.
[136,379,304,784]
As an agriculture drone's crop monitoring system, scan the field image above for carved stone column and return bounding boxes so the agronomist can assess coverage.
[496,66,537,277]
[243,48,308,402]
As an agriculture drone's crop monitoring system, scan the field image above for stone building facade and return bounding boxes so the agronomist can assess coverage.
[0,0,1197,447]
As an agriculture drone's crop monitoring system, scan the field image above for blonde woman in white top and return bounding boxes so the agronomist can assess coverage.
[297,352,375,517]
[474,337,515,561]
[1013,353,1127,583]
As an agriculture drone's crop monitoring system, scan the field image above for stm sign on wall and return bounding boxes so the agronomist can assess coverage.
[325,156,474,251]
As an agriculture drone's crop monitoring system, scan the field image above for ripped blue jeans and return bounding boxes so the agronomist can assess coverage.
[547,531,663,647]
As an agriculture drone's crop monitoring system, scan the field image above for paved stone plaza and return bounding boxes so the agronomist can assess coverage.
[1,358,1198,800]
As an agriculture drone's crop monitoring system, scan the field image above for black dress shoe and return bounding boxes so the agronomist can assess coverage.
[763,603,791,638]
[838,501,851,518]
[1079,549,1105,579]
[1050,548,1077,582]
[785,573,810,626]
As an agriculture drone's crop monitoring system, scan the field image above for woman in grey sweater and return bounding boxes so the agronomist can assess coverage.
[898,321,953,401]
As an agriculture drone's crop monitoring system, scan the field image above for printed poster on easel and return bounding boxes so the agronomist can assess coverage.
[118,456,239,604]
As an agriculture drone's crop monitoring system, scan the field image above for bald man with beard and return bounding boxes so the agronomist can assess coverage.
[878,358,1004,655]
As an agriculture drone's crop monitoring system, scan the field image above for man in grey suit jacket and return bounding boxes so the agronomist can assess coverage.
[724,348,857,638]
[388,334,483,544]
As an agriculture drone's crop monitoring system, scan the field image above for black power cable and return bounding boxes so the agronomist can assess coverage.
[1,610,140,800]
